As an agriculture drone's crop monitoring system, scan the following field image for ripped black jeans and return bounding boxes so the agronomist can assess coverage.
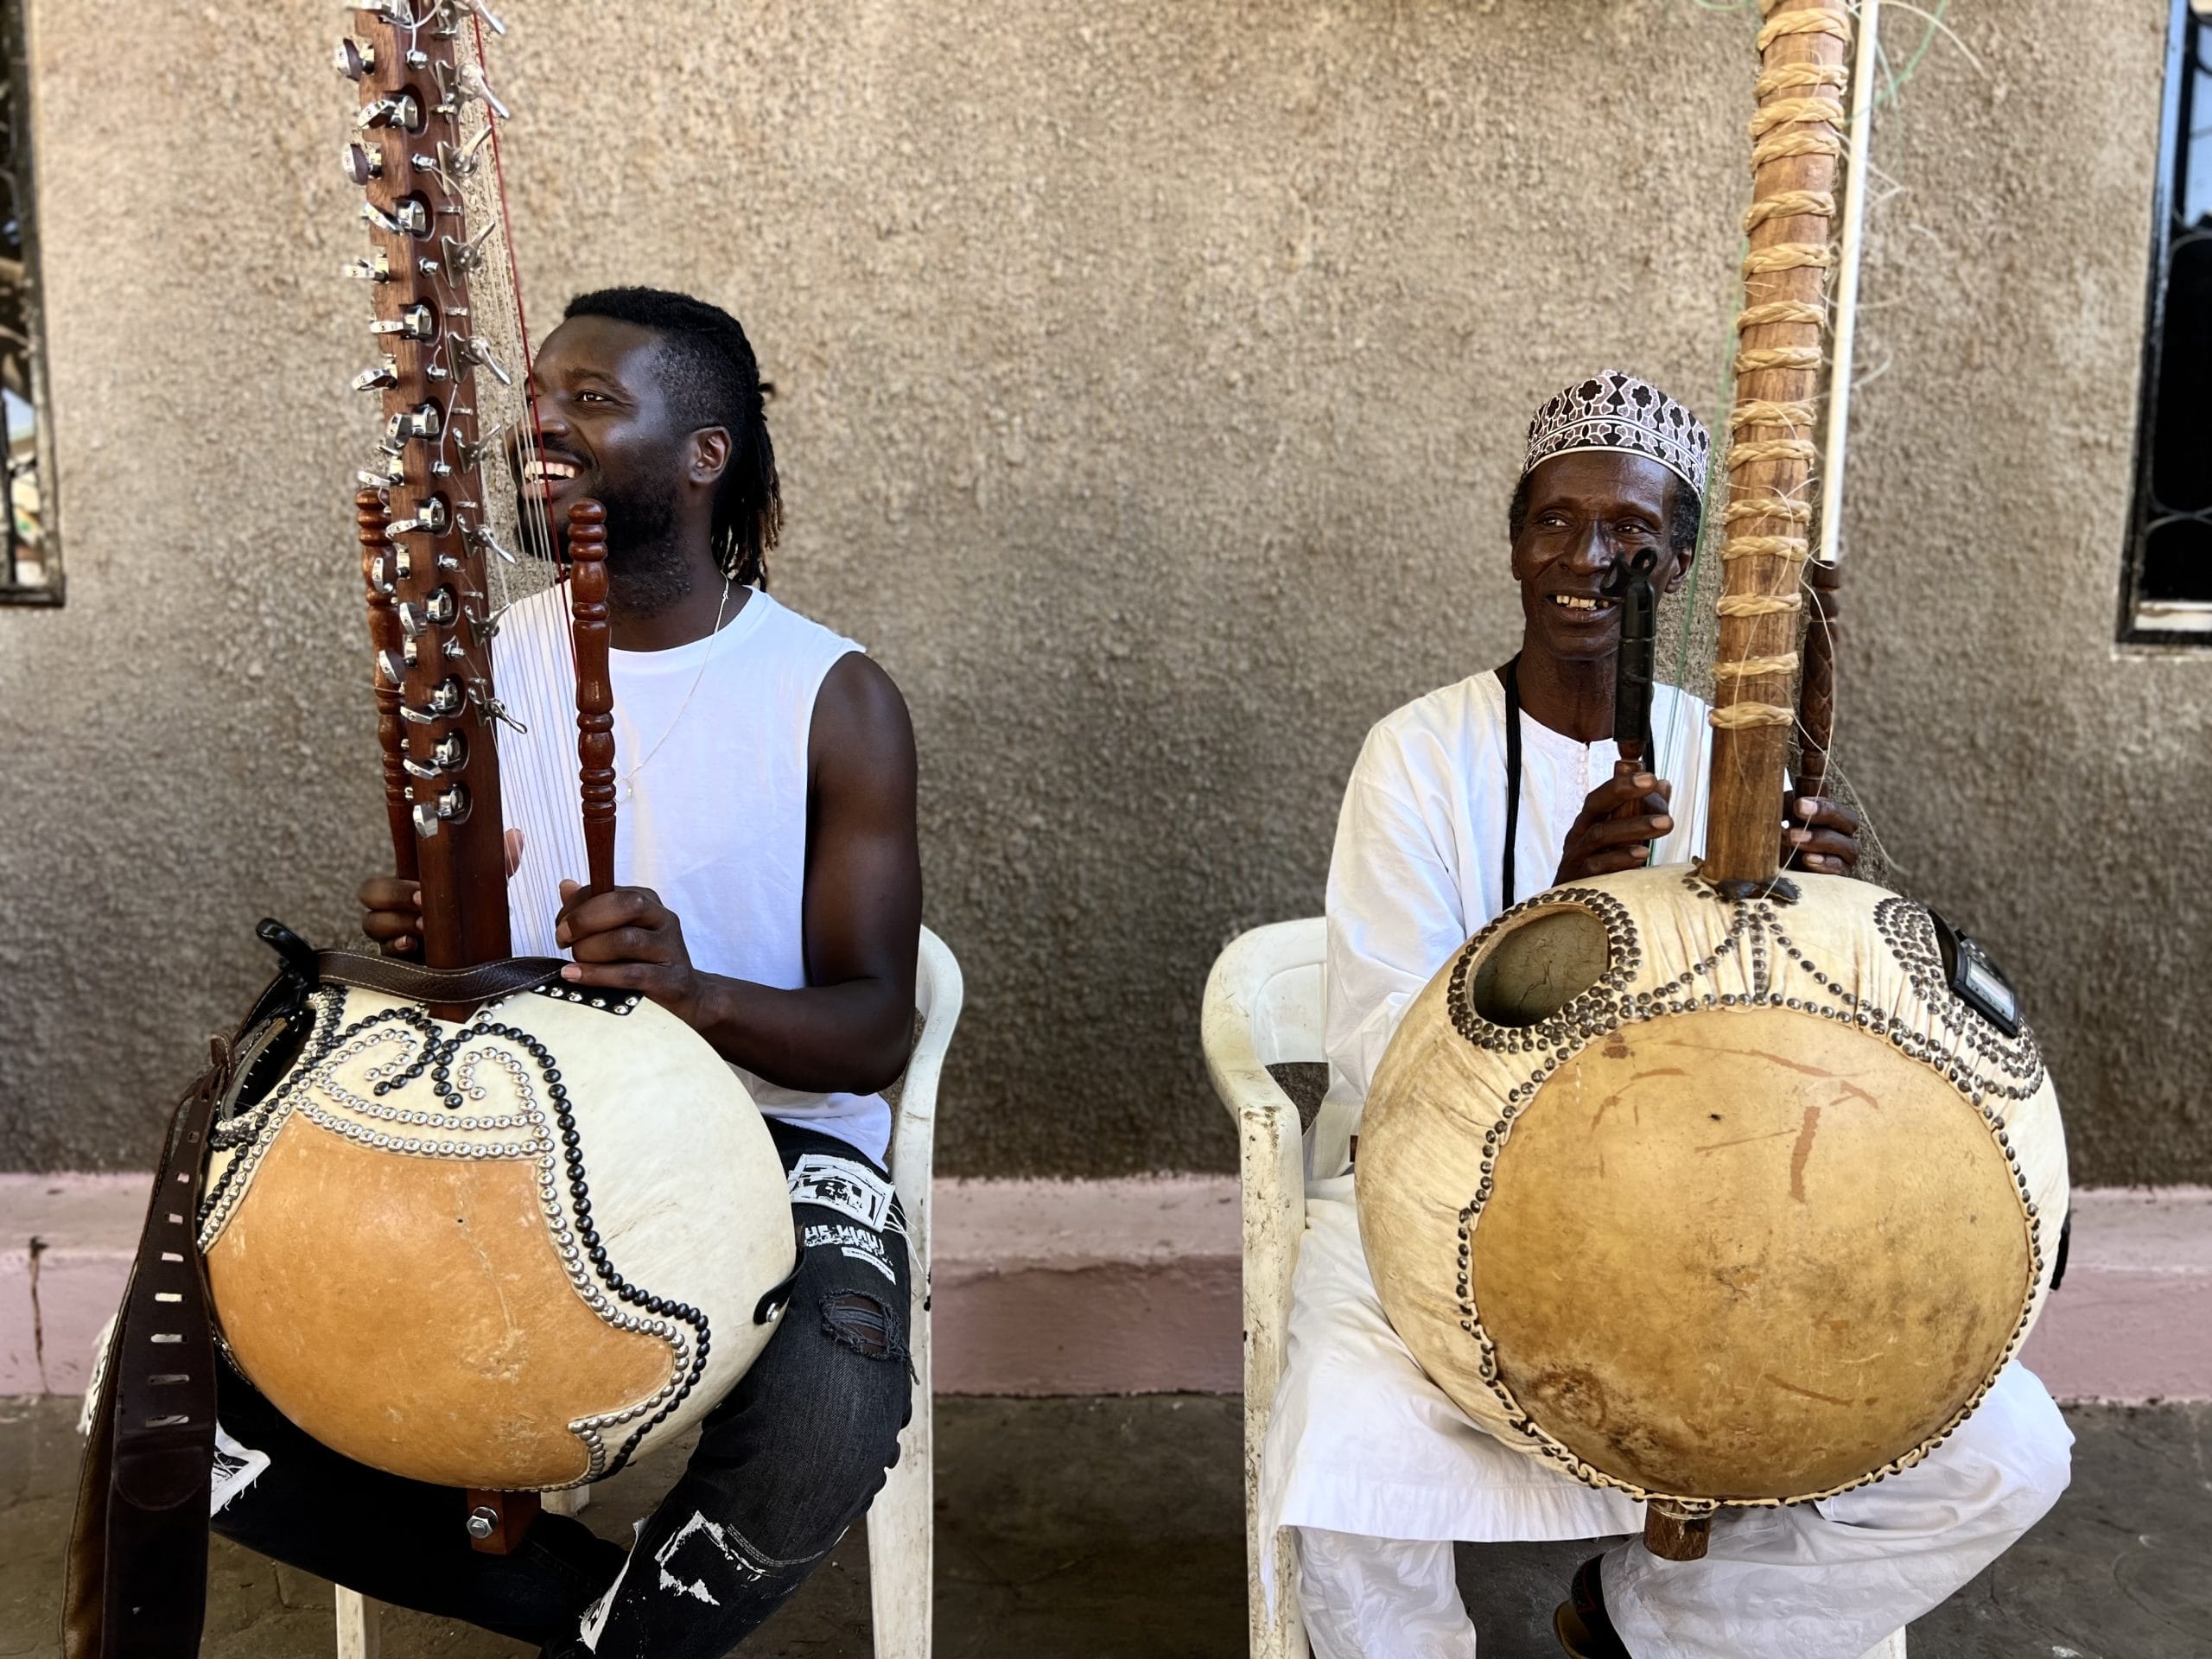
[210,1118,913,1657]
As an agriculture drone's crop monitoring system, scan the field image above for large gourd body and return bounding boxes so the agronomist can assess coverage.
[1357,864,2065,1506]
[200,981,795,1491]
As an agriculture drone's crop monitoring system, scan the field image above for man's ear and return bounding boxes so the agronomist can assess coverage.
[689,426,733,487]
[1660,543,1695,596]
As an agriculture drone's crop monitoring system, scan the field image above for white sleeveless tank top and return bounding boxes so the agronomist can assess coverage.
[492,584,890,1160]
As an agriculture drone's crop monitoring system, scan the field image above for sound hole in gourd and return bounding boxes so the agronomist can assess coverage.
[1470,907,1610,1027]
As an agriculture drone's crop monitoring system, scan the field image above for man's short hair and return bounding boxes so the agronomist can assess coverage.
[563,285,783,587]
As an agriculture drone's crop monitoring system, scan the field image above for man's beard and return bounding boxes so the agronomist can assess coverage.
[594,473,694,617]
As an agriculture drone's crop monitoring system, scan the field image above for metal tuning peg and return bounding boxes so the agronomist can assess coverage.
[375,647,405,687]
[384,402,442,448]
[355,92,422,132]
[454,418,505,472]
[469,522,518,565]
[440,218,499,278]
[457,62,511,120]
[410,783,470,839]
[365,551,396,594]
[459,0,507,35]
[454,334,512,386]
[401,730,466,781]
[397,677,467,726]
[386,496,452,537]
[334,35,375,79]
[457,124,494,173]
[360,197,429,237]
[342,250,391,283]
[368,302,438,341]
[357,453,406,488]
[341,143,382,186]
[397,588,460,641]
[352,354,399,392]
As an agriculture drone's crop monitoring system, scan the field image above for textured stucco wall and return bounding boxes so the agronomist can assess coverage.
[0,2,2200,1181]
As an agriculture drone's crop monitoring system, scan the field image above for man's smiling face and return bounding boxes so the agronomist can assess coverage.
[1510,449,1683,667]
[514,315,688,552]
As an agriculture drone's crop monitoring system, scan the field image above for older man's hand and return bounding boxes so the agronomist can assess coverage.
[1783,793,1861,876]
[1555,764,1674,884]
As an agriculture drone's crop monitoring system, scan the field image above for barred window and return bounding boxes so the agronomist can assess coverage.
[0,0,55,607]
[2121,0,2212,644]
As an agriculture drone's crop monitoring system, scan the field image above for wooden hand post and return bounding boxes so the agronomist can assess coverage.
[567,499,618,899]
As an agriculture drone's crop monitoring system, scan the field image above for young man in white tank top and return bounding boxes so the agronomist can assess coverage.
[211,288,923,1659]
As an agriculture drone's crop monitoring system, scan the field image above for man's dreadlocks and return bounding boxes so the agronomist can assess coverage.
[563,285,782,588]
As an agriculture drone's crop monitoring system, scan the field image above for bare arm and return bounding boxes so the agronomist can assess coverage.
[554,652,923,1096]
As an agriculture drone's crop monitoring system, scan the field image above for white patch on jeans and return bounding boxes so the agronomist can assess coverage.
[802,1221,898,1285]
[575,1520,647,1652]
[787,1153,904,1236]
[208,1423,270,1518]
[654,1509,778,1606]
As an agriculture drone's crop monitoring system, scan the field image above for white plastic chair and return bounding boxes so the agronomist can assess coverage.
[336,925,962,1658]
[1200,918,1904,1659]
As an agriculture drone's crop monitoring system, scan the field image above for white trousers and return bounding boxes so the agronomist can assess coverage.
[1273,1181,2075,1659]
[1292,1354,2071,1659]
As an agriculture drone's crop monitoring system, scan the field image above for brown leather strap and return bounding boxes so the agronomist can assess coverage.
[65,1031,241,1659]
[311,949,569,1006]
[64,934,569,1656]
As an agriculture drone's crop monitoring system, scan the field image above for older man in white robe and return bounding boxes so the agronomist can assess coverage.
[1259,372,2073,1659]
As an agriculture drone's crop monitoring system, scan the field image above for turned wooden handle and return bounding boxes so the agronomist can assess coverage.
[357,488,417,885]
[567,499,617,898]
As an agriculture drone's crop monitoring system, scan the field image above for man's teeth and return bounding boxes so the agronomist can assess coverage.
[1552,594,1605,610]
[522,459,579,483]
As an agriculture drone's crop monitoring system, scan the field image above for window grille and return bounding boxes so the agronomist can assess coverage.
[2120,0,2212,644]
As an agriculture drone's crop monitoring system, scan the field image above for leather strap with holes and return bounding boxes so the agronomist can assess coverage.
[310,949,569,1007]
[63,1022,249,1658]
[63,931,573,1656]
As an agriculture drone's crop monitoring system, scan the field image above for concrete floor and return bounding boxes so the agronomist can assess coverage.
[7,1395,2208,1658]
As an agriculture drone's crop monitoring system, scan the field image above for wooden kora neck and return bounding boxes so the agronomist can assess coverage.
[1700,0,1853,889]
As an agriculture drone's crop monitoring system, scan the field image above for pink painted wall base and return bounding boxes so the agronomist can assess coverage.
[5,1175,2202,1402]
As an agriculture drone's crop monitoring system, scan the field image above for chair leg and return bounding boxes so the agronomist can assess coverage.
[867,1384,932,1657]
[334,1585,381,1659]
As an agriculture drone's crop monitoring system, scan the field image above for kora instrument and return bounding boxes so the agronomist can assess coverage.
[1358,867,2065,1518]
[1359,0,2069,1555]
[219,4,798,1496]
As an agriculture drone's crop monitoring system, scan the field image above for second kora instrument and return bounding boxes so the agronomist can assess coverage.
[1358,0,2069,1548]
[1357,868,2066,1513]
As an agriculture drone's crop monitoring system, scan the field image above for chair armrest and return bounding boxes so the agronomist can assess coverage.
[889,929,963,1278]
